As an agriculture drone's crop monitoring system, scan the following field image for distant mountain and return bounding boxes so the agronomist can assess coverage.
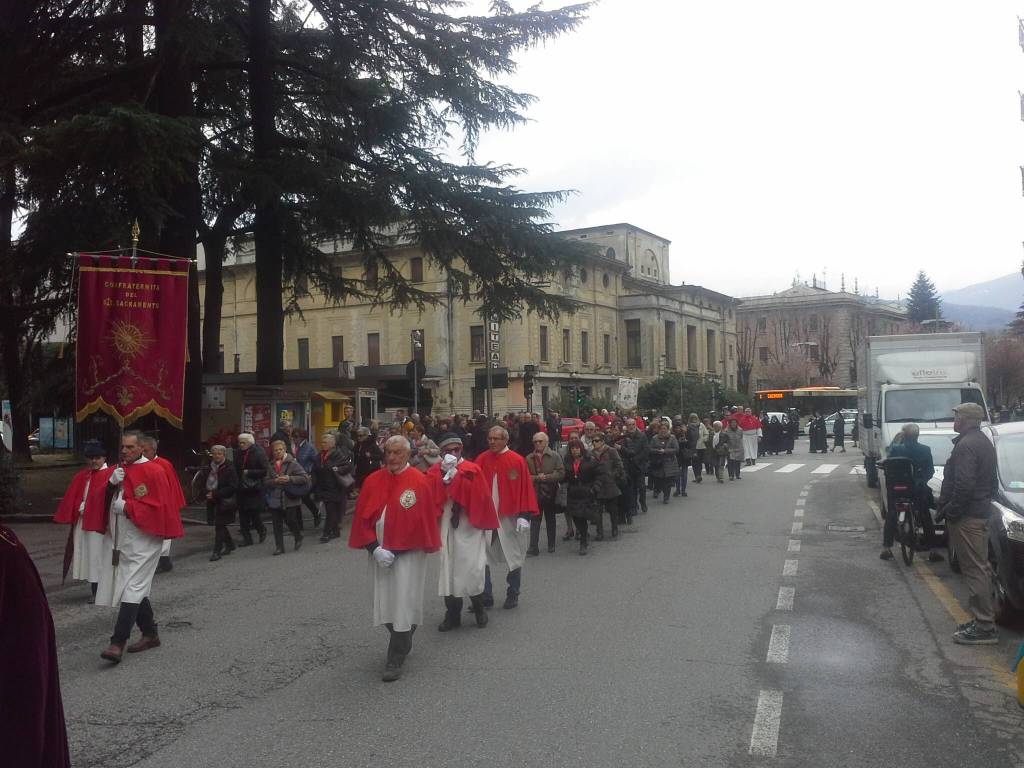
[942,272,1022,312]
[942,303,1015,333]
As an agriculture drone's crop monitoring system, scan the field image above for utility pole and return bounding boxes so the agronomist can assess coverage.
[411,330,423,417]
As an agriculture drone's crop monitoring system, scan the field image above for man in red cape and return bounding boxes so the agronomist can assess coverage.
[53,439,108,596]
[475,425,539,610]
[141,435,185,573]
[427,433,499,632]
[349,435,440,682]
[83,430,184,663]
[0,524,71,767]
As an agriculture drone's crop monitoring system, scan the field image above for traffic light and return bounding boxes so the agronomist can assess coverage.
[523,364,536,399]
[576,387,585,406]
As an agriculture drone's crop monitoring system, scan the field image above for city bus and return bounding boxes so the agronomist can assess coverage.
[754,387,858,417]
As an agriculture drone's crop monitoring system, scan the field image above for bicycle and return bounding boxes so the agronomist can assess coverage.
[184,448,212,509]
[879,456,921,565]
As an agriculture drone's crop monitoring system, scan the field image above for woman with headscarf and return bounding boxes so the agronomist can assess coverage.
[782,413,798,454]
[206,444,239,561]
[766,416,783,456]
[648,422,680,503]
[563,438,599,555]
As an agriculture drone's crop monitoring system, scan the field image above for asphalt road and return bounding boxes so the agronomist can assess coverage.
[15,442,1024,767]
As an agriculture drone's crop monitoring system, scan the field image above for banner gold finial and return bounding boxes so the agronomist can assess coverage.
[130,219,140,267]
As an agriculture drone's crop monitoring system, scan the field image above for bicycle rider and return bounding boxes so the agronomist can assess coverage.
[880,423,944,563]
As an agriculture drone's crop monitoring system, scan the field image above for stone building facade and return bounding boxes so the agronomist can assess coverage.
[201,223,738,421]
[735,283,908,392]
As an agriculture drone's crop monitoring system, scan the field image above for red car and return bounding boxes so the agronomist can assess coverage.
[560,417,585,442]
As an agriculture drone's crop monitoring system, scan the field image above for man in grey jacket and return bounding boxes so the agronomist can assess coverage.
[938,402,998,645]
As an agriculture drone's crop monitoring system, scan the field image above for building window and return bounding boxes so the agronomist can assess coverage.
[808,345,820,362]
[604,387,612,401]
[603,333,611,365]
[233,353,240,373]
[540,326,549,362]
[729,343,734,360]
[298,337,310,370]
[581,331,589,364]
[364,262,378,290]
[759,346,769,362]
[706,329,716,372]
[626,320,642,368]
[410,257,424,283]
[602,273,610,288]
[580,268,588,284]
[332,335,344,367]
[729,374,735,389]
[563,268,572,283]
[367,333,380,367]
[808,314,819,332]
[756,316,767,332]
[470,325,485,362]
[606,247,616,260]
[686,325,697,370]
[541,385,550,409]
[562,328,571,363]
[664,321,677,369]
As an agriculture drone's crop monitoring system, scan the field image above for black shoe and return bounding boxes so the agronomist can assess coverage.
[503,593,519,609]
[382,662,403,682]
[595,532,605,542]
[579,542,588,555]
[482,594,494,608]
[157,556,173,573]
[611,527,619,539]
[663,496,670,503]
[672,490,681,497]
[257,530,267,544]
[438,613,461,632]
[469,595,488,628]
[526,546,539,557]
[953,623,998,645]
[547,544,556,553]
[563,531,575,541]
[879,549,894,561]
[681,491,688,497]
[272,548,284,556]
[694,477,702,483]
[209,553,222,562]
[294,535,303,552]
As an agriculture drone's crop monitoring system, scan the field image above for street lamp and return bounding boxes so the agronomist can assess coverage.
[411,330,424,416]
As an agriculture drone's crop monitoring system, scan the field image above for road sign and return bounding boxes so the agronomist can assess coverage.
[476,367,508,389]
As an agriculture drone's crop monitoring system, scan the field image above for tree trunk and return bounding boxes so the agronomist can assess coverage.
[248,0,284,385]
[153,0,202,469]
[201,203,246,374]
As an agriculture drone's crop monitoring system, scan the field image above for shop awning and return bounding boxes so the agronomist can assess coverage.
[312,390,352,402]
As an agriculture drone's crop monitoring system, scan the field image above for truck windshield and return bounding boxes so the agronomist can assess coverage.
[884,388,984,423]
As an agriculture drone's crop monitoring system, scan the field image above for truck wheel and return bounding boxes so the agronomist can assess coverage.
[865,457,879,488]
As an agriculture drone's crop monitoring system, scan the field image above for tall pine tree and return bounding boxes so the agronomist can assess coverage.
[905,270,943,325]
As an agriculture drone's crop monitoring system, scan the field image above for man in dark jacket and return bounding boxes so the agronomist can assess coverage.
[939,402,998,645]
[619,418,649,519]
[234,433,268,546]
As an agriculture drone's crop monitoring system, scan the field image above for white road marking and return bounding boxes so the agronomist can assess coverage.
[867,499,883,526]
[776,463,804,473]
[791,521,803,534]
[743,463,773,472]
[850,466,866,475]
[795,498,806,506]
[783,559,799,576]
[799,490,809,497]
[776,586,795,611]
[812,464,839,475]
[793,508,804,518]
[749,690,784,757]
[767,624,791,663]
[787,539,801,552]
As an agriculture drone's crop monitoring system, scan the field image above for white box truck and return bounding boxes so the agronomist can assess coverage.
[859,332,987,497]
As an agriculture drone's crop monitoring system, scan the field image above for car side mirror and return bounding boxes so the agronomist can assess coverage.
[862,414,873,429]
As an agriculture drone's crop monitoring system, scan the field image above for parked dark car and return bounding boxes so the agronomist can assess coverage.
[982,422,1024,624]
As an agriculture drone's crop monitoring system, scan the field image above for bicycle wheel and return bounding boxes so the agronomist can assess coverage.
[899,505,916,566]
[189,468,210,506]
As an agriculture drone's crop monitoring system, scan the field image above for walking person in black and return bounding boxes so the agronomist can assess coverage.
[831,413,846,453]
[312,432,354,543]
[207,445,239,561]
[234,433,268,546]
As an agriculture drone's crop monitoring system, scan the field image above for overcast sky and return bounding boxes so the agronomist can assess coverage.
[470,1,1024,299]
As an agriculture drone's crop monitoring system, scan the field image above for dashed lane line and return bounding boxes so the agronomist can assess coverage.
[776,586,795,611]
[787,539,801,553]
[791,521,803,534]
[766,624,791,663]
[793,509,804,518]
[749,690,784,757]
[783,559,799,576]
[795,498,806,507]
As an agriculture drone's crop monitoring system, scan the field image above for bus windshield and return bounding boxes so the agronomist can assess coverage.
[884,388,984,423]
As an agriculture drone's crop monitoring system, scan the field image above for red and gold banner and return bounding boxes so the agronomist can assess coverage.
[75,254,189,428]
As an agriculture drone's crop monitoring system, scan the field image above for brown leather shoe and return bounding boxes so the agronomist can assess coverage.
[101,643,125,663]
[126,635,161,654]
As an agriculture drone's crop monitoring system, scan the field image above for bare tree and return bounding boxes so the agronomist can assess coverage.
[736,317,759,394]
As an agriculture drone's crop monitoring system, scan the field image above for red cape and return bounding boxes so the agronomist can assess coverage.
[0,525,71,767]
[348,466,441,553]
[83,461,185,539]
[476,448,539,517]
[427,460,500,531]
[152,455,186,511]
[53,468,96,525]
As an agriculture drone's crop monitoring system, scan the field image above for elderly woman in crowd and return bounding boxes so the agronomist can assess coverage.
[648,421,680,504]
[234,432,268,546]
[563,438,599,555]
[725,417,746,480]
[354,425,384,489]
[207,444,239,561]
[526,431,565,556]
[409,423,441,472]
[591,431,625,540]
[264,439,311,555]
[312,432,354,543]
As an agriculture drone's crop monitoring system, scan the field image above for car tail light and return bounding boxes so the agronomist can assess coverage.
[892,485,909,493]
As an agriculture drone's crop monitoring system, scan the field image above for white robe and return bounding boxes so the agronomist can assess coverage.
[485,474,527,573]
[742,430,758,459]
[371,507,427,632]
[71,467,105,584]
[94,457,163,608]
[437,498,488,598]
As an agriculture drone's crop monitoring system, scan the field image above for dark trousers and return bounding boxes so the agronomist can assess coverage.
[713,454,725,480]
[213,523,236,554]
[596,497,620,537]
[271,506,302,549]
[529,499,558,550]
[692,453,704,480]
[702,450,715,475]
[572,516,590,544]
[727,459,741,479]
[676,465,689,494]
[111,597,156,645]
[299,493,319,529]
[238,498,266,541]
[484,565,522,597]
[322,498,347,538]
[657,477,674,500]
[626,469,647,514]
[883,492,936,548]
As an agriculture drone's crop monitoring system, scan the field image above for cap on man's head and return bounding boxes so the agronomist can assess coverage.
[437,433,463,450]
[953,402,986,420]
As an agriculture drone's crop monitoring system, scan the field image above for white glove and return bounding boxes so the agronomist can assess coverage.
[372,547,396,567]
[441,454,459,485]
[112,498,126,515]
[109,466,126,485]
[78,501,86,513]
[516,517,532,533]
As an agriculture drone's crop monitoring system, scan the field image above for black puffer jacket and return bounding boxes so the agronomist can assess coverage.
[939,426,997,520]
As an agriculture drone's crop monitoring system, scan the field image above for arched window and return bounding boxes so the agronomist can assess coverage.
[580,268,588,284]
[602,273,610,288]
[606,247,616,260]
